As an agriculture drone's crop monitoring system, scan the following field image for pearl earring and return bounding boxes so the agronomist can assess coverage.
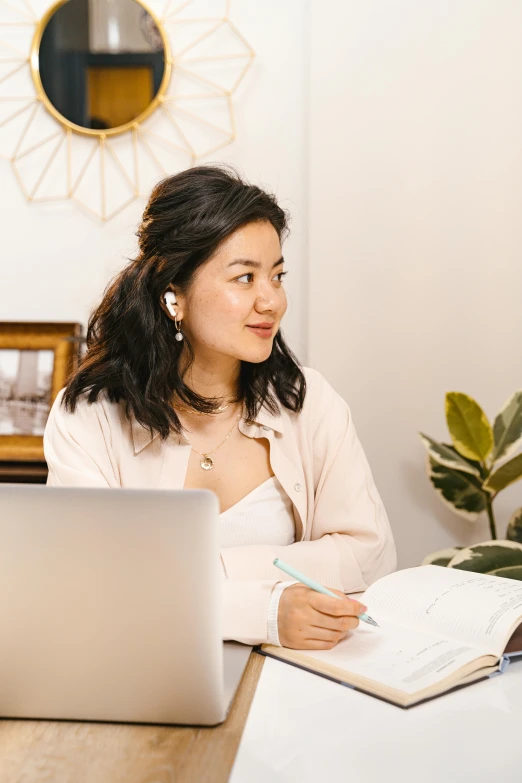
[175,320,184,341]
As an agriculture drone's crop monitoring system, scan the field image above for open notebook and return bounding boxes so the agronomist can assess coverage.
[260,565,522,708]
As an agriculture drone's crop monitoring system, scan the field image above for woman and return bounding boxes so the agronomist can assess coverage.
[44,165,396,649]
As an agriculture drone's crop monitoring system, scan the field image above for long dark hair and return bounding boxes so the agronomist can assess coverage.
[63,165,306,438]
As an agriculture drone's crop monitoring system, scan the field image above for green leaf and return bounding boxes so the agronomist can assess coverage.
[492,390,522,463]
[506,507,522,544]
[445,392,493,462]
[421,547,463,567]
[488,566,522,581]
[427,457,487,520]
[419,434,481,477]
[447,540,522,573]
[483,453,522,493]
[443,444,488,480]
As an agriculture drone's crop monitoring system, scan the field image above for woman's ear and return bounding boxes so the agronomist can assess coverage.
[160,285,184,321]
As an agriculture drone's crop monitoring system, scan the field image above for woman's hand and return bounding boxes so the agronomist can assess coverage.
[277,584,366,650]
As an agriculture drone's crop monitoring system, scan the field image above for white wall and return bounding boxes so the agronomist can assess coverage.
[0,0,308,359]
[308,0,522,567]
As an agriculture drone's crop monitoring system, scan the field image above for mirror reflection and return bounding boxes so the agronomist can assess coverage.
[38,0,166,131]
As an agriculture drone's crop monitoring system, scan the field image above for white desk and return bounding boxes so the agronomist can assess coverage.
[230,655,522,783]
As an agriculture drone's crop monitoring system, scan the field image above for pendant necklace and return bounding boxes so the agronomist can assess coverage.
[189,411,241,471]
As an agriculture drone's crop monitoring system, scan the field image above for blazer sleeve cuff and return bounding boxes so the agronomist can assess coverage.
[266,581,296,646]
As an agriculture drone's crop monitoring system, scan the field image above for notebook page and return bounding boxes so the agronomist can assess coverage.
[363,566,522,657]
[298,619,491,696]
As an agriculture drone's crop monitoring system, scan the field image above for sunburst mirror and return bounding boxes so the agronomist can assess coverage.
[0,0,255,220]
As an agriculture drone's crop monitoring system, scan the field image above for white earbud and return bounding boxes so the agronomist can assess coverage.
[163,291,177,318]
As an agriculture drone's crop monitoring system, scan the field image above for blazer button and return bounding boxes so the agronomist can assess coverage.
[262,425,270,431]
[294,483,302,492]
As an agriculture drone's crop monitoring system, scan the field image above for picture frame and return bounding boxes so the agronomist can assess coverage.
[0,322,82,462]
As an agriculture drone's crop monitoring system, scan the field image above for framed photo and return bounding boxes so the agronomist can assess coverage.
[0,322,82,462]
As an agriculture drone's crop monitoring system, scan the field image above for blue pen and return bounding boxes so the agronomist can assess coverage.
[273,557,379,627]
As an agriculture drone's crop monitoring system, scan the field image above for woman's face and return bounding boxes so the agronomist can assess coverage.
[175,220,288,364]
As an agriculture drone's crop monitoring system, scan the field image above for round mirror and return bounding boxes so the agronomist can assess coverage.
[31,0,171,136]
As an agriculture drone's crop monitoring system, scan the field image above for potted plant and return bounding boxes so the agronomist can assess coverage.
[419,391,522,580]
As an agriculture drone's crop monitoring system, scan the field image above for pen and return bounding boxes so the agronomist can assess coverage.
[273,557,379,627]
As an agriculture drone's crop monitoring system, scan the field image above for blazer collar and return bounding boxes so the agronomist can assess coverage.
[131,418,161,455]
[249,402,285,435]
[131,399,285,455]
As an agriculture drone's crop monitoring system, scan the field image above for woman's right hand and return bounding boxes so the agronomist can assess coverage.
[277,583,366,650]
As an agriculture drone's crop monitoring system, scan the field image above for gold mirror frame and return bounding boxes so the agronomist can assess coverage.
[0,0,255,221]
[0,321,82,461]
[29,0,172,138]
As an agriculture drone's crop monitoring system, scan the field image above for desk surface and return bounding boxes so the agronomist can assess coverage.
[1,650,521,783]
[230,655,522,783]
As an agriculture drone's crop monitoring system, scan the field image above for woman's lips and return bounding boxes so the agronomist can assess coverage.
[246,325,274,339]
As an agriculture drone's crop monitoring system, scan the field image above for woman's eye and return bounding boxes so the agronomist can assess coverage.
[234,271,287,284]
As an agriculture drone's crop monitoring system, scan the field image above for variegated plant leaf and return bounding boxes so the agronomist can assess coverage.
[421,547,463,567]
[483,453,522,493]
[488,565,522,581]
[445,392,493,462]
[419,434,481,477]
[506,507,522,544]
[447,540,522,573]
[427,457,487,520]
[492,390,522,463]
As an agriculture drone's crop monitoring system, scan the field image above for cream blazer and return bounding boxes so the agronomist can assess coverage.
[44,367,397,644]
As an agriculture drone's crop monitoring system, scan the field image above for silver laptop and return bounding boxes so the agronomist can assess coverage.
[0,484,252,726]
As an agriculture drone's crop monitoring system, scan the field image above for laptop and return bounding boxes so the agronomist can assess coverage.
[0,484,252,726]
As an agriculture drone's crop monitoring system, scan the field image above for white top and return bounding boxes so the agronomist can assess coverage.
[219,476,295,547]
[219,476,296,645]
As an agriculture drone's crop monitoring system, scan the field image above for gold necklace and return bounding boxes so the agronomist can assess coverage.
[189,411,241,471]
